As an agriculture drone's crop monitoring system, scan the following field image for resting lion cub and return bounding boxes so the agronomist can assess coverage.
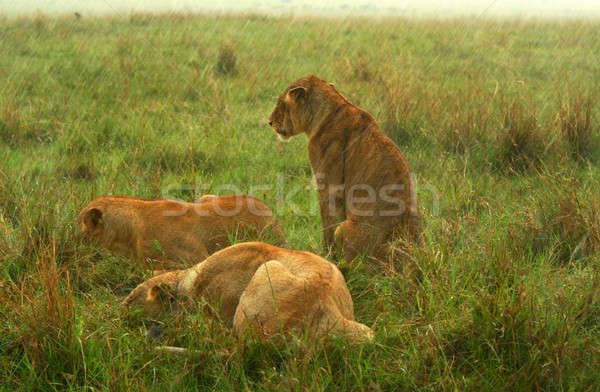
[77,195,286,268]
[122,242,374,343]
[269,75,422,266]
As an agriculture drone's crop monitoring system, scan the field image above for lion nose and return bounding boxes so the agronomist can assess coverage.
[269,121,273,126]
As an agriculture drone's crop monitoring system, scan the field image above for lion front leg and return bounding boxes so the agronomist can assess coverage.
[334,220,388,266]
[333,220,362,263]
[310,137,346,254]
[318,185,345,254]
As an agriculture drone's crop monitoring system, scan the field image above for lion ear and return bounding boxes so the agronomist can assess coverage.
[287,86,307,102]
[150,283,177,303]
[328,82,335,88]
[84,208,103,234]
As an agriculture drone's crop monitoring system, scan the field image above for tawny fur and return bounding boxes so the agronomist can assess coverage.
[269,75,422,266]
[77,195,286,268]
[122,242,373,343]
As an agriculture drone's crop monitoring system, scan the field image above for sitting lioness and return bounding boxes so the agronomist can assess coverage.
[268,75,422,267]
[122,242,373,343]
[77,195,286,268]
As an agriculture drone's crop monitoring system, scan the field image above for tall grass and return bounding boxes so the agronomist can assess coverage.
[0,13,599,391]
[495,94,545,173]
[558,90,598,161]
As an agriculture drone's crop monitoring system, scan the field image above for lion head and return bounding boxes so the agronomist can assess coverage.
[76,205,105,243]
[268,86,310,141]
[268,76,344,141]
[121,271,184,315]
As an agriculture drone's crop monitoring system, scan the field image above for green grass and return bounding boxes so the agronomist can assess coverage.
[1,12,600,391]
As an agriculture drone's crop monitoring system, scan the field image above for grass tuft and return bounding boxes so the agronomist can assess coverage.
[382,78,423,145]
[558,90,598,162]
[495,95,545,173]
[216,44,237,75]
[440,93,491,154]
[510,179,600,263]
[2,253,80,388]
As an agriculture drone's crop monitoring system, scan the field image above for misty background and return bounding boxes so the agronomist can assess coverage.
[2,0,600,18]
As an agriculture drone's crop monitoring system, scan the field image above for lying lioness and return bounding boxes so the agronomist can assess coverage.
[77,195,286,268]
[122,242,374,343]
[269,75,422,267]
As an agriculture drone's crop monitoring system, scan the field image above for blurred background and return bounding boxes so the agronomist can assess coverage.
[1,0,599,390]
[3,0,600,18]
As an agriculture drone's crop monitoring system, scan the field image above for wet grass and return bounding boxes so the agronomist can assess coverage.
[1,13,599,391]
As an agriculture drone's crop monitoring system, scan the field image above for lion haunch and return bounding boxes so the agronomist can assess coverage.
[77,195,286,268]
[269,75,422,266]
[122,242,373,343]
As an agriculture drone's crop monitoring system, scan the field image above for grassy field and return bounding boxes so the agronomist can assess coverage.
[1,12,600,391]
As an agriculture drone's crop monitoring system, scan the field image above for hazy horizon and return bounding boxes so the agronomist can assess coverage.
[2,0,600,19]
